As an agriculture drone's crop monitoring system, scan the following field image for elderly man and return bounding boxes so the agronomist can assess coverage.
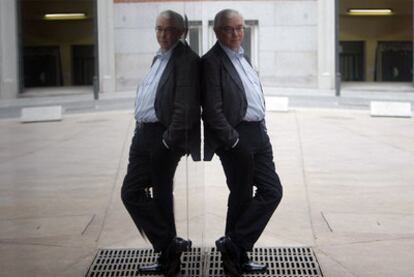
[201,9,283,276]
[121,10,200,277]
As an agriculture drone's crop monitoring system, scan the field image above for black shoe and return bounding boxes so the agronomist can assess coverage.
[241,260,268,273]
[138,237,191,276]
[164,237,192,277]
[215,236,242,277]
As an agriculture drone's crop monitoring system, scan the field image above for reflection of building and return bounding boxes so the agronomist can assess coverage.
[20,1,96,88]
[340,1,413,83]
[0,0,412,99]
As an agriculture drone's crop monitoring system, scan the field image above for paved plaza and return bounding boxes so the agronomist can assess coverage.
[0,101,414,276]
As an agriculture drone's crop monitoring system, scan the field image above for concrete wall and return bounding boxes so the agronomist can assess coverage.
[0,0,19,99]
[97,0,115,94]
[113,0,319,92]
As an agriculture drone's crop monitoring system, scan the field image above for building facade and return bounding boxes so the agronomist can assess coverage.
[113,0,335,92]
[0,0,412,99]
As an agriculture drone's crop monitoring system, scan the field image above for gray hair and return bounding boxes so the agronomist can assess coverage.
[213,9,244,29]
[157,10,185,32]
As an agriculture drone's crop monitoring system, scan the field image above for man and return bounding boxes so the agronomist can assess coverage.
[201,9,283,277]
[121,10,200,277]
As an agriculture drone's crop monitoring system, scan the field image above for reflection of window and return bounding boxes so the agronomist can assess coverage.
[242,20,258,69]
[188,21,202,55]
[375,41,412,82]
[208,20,259,70]
[72,45,95,85]
[340,41,364,81]
[23,46,63,87]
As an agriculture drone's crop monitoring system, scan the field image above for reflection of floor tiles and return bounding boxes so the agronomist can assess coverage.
[0,214,93,239]
[86,247,323,277]
[322,212,414,234]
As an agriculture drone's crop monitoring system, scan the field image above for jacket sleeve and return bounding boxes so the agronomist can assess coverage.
[162,52,201,150]
[201,56,239,148]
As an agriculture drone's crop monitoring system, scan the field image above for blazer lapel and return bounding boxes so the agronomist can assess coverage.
[157,59,174,91]
[157,42,183,91]
[214,42,244,92]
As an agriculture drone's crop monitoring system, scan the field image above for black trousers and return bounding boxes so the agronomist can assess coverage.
[216,121,283,251]
[121,122,183,252]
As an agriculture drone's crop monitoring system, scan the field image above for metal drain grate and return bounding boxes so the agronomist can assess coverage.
[86,247,323,277]
[207,247,323,277]
[86,247,202,277]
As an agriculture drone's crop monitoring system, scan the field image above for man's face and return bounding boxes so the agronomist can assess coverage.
[214,14,244,51]
[155,16,182,50]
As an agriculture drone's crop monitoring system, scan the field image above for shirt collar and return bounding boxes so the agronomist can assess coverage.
[219,41,244,60]
[156,41,180,60]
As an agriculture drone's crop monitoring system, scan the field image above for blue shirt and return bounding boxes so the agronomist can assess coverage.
[134,43,176,122]
[220,43,265,121]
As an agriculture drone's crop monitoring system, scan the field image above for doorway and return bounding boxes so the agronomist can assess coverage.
[338,0,413,92]
[18,0,97,94]
[375,41,412,82]
[340,41,364,81]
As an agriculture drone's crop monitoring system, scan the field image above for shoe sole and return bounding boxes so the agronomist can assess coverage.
[137,266,164,273]
[242,267,268,273]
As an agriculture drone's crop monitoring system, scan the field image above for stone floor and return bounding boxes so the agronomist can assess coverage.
[1,108,414,276]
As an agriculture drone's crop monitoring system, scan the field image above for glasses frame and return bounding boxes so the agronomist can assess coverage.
[220,26,245,35]
[155,27,178,34]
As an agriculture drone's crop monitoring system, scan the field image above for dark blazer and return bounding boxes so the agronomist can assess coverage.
[201,42,249,161]
[155,41,201,161]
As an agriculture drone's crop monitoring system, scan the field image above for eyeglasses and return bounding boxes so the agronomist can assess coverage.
[155,27,177,34]
[220,26,245,34]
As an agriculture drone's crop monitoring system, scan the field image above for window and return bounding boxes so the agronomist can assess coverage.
[340,41,364,81]
[187,21,202,56]
[72,45,95,85]
[375,41,412,82]
[242,20,258,69]
[23,46,63,87]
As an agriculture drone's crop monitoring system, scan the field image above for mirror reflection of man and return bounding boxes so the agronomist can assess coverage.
[121,10,200,277]
[202,9,283,277]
